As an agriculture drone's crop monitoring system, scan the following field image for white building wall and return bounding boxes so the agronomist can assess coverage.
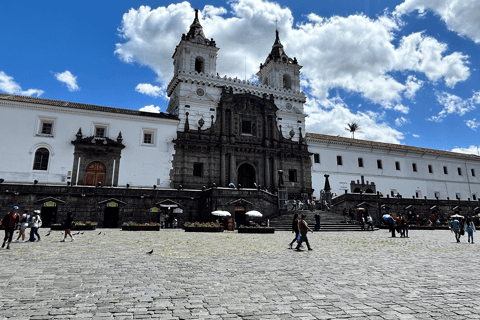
[0,100,178,187]
[308,140,480,201]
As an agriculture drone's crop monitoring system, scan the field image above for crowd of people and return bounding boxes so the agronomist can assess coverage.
[342,207,374,231]
[2,206,81,250]
[2,206,42,250]
[286,198,314,211]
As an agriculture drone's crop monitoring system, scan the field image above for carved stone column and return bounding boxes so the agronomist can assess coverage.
[230,152,236,185]
[265,153,270,189]
[220,149,226,186]
[273,156,278,190]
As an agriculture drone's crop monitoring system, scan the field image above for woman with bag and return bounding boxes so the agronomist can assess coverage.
[289,213,299,249]
[465,217,476,244]
[295,214,313,251]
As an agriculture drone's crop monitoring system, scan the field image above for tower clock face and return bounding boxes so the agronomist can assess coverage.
[286,103,293,110]
[196,88,205,96]
[196,37,203,44]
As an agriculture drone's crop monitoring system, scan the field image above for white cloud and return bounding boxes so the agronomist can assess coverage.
[115,0,470,102]
[0,71,44,96]
[395,117,409,126]
[451,145,480,155]
[412,134,420,137]
[139,105,161,113]
[135,83,166,99]
[54,70,79,92]
[404,75,423,100]
[466,119,480,131]
[114,0,472,143]
[305,97,404,144]
[428,90,480,122]
[394,32,470,88]
[395,0,480,44]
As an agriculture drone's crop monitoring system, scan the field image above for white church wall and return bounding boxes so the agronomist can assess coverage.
[308,139,480,200]
[0,100,178,187]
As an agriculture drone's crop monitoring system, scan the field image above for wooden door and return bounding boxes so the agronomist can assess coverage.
[84,161,106,186]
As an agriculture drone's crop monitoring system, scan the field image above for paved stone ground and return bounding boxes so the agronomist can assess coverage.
[1,228,479,319]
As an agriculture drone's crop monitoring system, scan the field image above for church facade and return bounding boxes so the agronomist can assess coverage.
[166,10,311,195]
[0,10,479,226]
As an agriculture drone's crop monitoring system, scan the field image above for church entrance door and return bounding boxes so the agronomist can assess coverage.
[238,163,255,188]
[85,161,106,186]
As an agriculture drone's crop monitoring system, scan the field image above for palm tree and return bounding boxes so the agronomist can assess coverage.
[345,122,363,139]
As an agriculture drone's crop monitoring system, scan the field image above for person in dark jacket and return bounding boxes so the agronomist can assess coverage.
[289,213,299,249]
[295,214,313,251]
[2,206,20,250]
[61,212,75,242]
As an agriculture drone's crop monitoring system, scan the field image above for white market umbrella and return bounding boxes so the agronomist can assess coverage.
[245,210,262,225]
[211,210,231,217]
[450,214,464,219]
[245,211,263,217]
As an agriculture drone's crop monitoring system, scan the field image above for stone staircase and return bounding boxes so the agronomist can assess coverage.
[268,209,379,232]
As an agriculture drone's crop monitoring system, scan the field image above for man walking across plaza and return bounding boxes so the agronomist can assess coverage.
[450,217,461,243]
[295,214,313,251]
[2,206,20,250]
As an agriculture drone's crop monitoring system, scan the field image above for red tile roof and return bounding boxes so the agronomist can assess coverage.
[0,93,178,121]
[306,132,480,160]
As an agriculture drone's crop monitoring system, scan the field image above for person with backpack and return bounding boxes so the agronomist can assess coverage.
[29,210,42,242]
[2,206,20,250]
[295,214,313,251]
[289,213,300,249]
[465,217,476,244]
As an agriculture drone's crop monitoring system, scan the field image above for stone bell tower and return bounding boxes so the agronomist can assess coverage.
[167,9,220,132]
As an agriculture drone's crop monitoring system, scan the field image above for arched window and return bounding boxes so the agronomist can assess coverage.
[33,148,49,170]
[283,74,292,89]
[195,56,204,73]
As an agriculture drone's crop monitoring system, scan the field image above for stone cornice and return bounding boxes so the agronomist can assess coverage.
[0,99,179,126]
[166,70,307,103]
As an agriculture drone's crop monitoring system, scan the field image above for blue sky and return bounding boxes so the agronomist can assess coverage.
[1,0,479,154]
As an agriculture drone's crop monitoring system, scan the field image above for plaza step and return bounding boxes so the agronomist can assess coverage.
[267,209,379,232]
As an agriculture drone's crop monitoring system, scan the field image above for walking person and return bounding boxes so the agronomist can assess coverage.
[2,206,20,250]
[402,215,409,238]
[295,214,313,251]
[61,211,75,242]
[343,207,348,223]
[29,210,42,242]
[348,207,354,223]
[388,215,396,237]
[15,210,30,242]
[289,213,300,249]
[465,217,476,244]
[450,217,461,243]
[314,212,321,231]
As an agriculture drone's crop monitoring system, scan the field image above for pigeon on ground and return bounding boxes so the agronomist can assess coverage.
[45,232,51,237]
[81,232,84,235]
[147,249,153,254]
[98,232,102,235]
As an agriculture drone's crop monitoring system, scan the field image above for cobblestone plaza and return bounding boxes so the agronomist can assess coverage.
[1,229,479,319]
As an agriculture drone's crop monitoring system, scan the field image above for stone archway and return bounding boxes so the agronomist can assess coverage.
[238,163,256,188]
[84,161,106,186]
